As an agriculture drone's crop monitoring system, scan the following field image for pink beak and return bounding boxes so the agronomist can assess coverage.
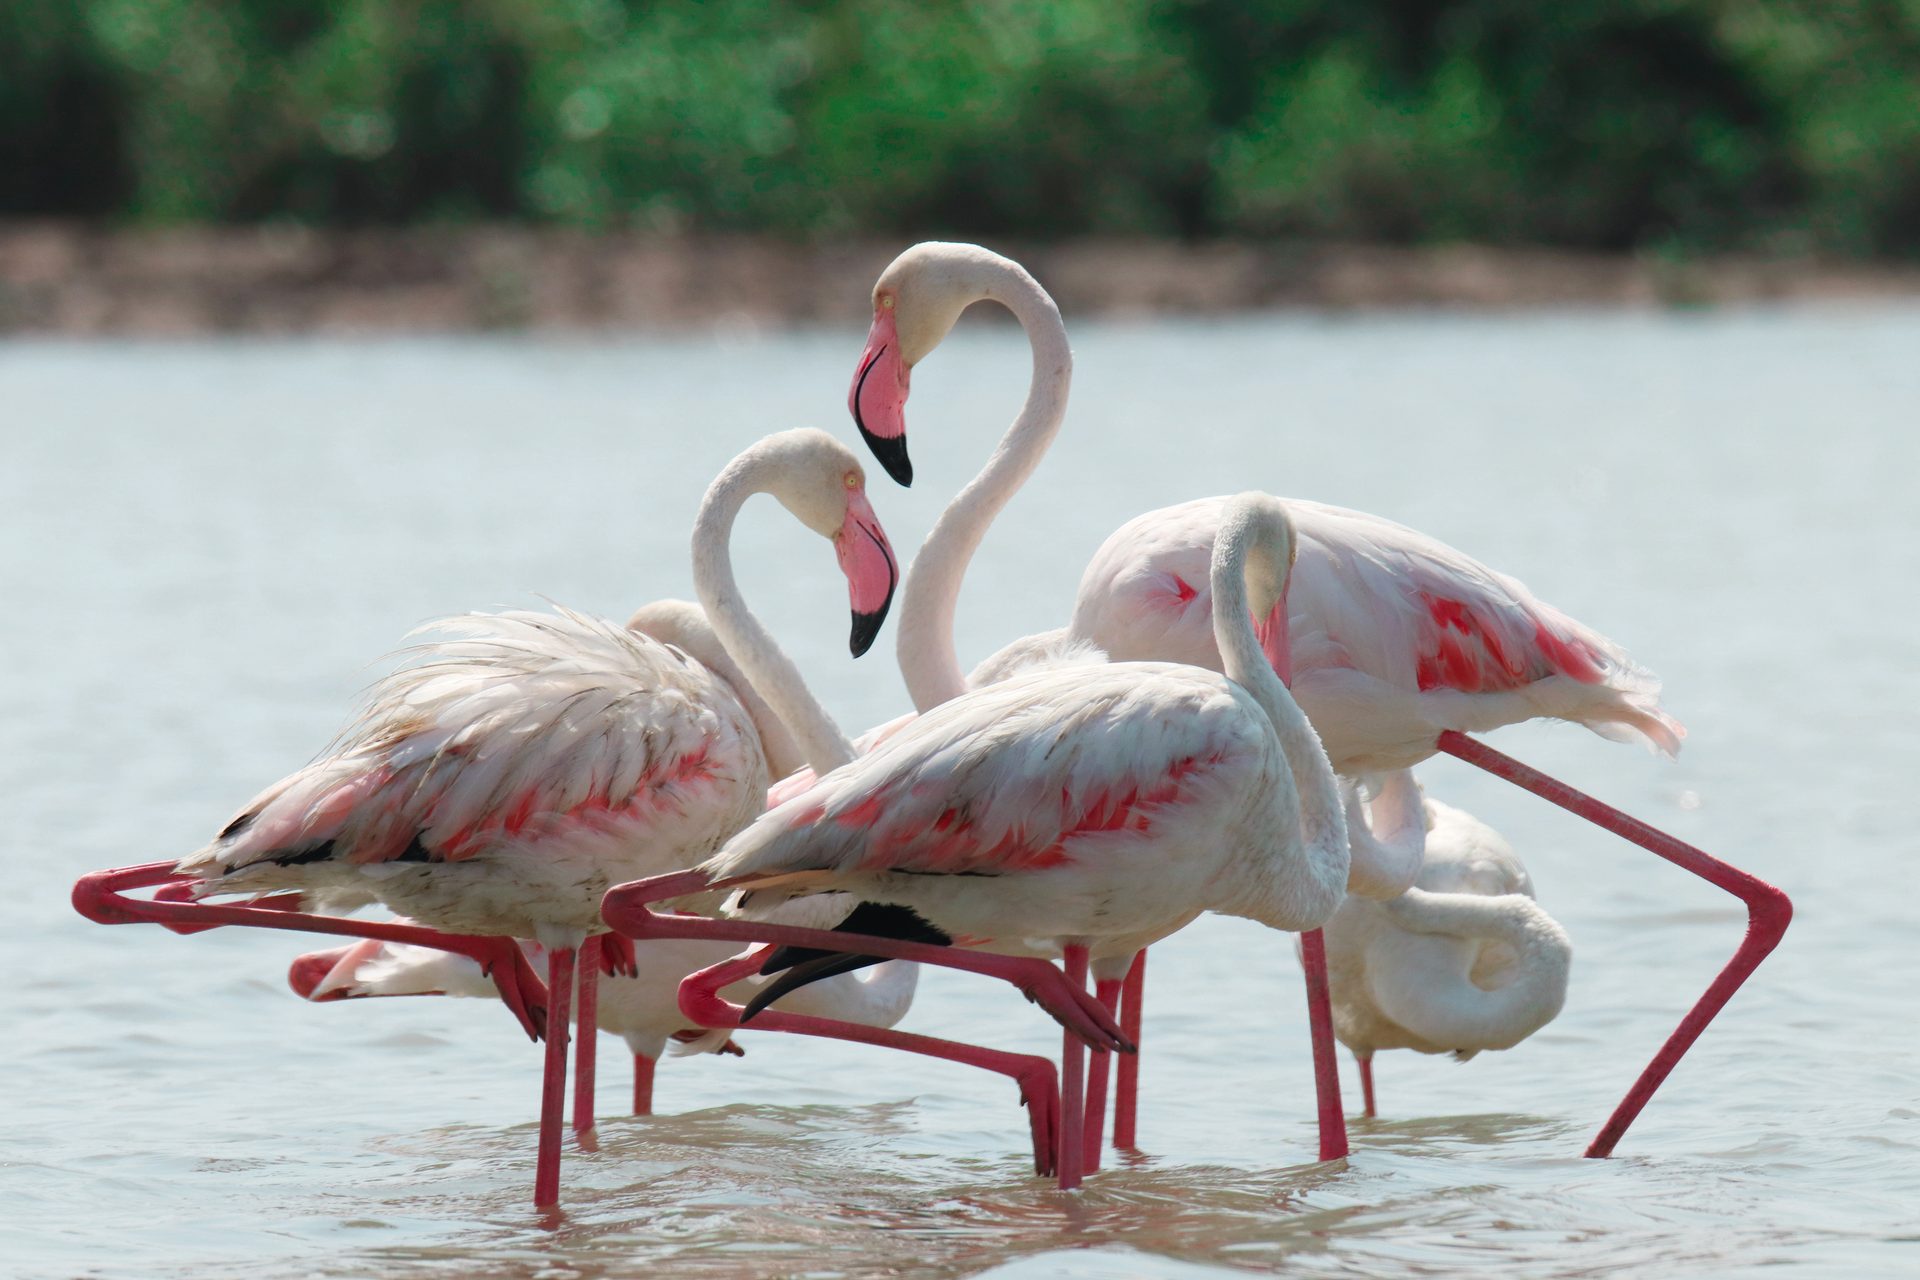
[835,488,899,656]
[1255,599,1293,687]
[849,309,912,486]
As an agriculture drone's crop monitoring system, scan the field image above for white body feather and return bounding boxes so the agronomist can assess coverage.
[1322,798,1572,1060]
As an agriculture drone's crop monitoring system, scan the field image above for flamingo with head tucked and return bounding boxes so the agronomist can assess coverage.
[1323,793,1572,1118]
[845,240,1784,1163]
[168,429,901,1207]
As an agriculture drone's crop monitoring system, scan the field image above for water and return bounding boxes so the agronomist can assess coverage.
[4,307,1917,1278]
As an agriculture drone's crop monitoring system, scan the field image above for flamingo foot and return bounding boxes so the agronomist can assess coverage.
[597,932,637,978]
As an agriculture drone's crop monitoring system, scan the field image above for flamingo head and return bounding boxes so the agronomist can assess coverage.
[767,429,900,657]
[850,242,1005,487]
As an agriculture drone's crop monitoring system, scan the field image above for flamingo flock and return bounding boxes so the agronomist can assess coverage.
[72,242,1791,1208]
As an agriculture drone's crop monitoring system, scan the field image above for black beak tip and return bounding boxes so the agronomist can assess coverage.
[849,608,886,658]
[858,426,913,488]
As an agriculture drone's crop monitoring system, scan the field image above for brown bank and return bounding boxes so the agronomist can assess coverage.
[4,223,1917,336]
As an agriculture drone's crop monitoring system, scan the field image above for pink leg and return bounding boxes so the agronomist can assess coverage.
[1436,730,1793,1157]
[601,870,1129,1053]
[1057,945,1089,1190]
[1112,950,1146,1151]
[73,862,549,1039]
[1299,928,1350,1160]
[1082,976,1122,1173]
[572,937,600,1137]
[1357,1052,1377,1119]
[633,1053,655,1116]
[535,946,575,1208]
[678,948,1061,1177]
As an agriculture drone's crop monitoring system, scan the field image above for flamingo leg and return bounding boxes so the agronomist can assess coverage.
[678,948,1061,1178]
[72,861,550,1039]
[1299,928,1350,1160]
[633,1053,655,1116]
[601,870,1129,1053]
[1435,730,1793,1158]
[1082,976,1123,1173]
[1057,946,1090,1190]
[1112,949,1146,1151]
[572,937,600,1138]
[1356,1052,1377,1118]
[534,946,576,1208]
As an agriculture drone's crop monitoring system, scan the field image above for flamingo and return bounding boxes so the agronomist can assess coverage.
[282,596,919,1125]
[845,239,1786,1161]
[629,493,1350,1191]
[1322,794,1572,1118]
[163,428,901,1207]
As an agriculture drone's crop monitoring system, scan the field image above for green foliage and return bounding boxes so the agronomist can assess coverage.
[0,0,1916,253]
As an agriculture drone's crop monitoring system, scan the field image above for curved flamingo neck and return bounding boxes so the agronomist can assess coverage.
[1211,500,1349,917]
[897,265,1072,710]
[692,457,855,774]
[1377,888,1571,1048]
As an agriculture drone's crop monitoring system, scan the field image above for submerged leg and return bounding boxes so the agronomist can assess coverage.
[1058,945,1090,1190]
[1299,928,1350,1160]
[1082,976,1123,1173]
[572,937,600,1138]
[534,946,576,1208]
[1112,950,1146,1151]
[1436,731,1793,1158]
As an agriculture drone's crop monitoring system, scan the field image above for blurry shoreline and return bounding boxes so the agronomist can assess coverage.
[4,222,1918,336]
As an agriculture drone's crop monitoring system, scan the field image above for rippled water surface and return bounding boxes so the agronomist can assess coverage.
[6,308,1917,1278]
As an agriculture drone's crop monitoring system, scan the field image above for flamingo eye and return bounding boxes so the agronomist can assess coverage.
[879,294,895,310]
[844,471,861,489]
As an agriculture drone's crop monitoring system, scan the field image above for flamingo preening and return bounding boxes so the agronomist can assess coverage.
[845,240,1788,1163]
[1322,795,1573,1118]
[75,429,903,1207]
[606,493,1349,1190]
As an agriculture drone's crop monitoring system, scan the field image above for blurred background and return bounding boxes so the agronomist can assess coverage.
[6,0,1920,330]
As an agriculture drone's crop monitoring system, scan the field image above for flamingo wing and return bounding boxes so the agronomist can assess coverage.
[705,662,1267,886]
[181,606,761,883]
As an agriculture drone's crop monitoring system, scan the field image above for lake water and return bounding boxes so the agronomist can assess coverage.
[5,306,1917,1278]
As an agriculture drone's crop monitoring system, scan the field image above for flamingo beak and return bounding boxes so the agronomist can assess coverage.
[1255,600,1292,687]
[835,488,899,657]
[849,309,912,487]
[288,940,378,1001]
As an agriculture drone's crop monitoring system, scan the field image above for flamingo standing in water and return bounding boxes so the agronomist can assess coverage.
[164,429,901,1207]
[844,240,1785,1162]
[1322,794,1572,1117]
[659,493,1349,1190]
[284,598,920,1123]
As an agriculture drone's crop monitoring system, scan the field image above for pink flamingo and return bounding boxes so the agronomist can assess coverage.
[647,493,1348,1191]
[1323,794,1572,1118]
[847,240,1788,1162]
[116,430,900,1207]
